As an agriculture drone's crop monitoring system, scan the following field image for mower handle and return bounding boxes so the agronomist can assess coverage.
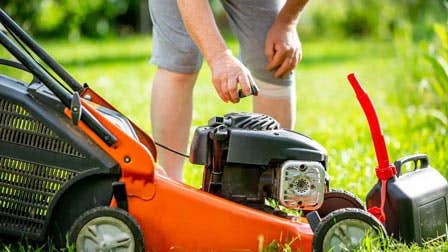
[0,10,117,146]
[0,58,42,84]
[0,58,31,72]
[0,8,83,92]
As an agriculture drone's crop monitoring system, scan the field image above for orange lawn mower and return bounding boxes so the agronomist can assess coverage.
[1,8,448,252]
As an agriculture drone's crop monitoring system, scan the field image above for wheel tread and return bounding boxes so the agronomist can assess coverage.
[312,208,386,252]
[69,206,144,252]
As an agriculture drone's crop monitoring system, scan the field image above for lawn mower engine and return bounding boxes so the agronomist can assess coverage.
[190,113,328,212]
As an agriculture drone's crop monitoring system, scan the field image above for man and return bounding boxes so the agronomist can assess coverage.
[149,0,308,181]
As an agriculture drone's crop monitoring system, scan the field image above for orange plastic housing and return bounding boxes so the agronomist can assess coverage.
[131,171,313,251]
[66,91,313,251]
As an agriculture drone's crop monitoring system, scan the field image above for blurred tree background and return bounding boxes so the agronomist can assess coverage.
[1,0,446,40]
[1,0,150,39]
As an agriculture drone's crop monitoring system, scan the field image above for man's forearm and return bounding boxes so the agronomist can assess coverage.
[276,0,309,26]
[177,0,228,65]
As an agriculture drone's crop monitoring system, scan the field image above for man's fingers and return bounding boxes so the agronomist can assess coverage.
[266,43,294,71]
[209,51,260,102]
[275,51,299,78]
[274,53,298,78]
[227,78,240,103]
[213,78,230,102]
[265,41,274,63]
[238,73,252,97]
[249,76,259,96]
[274,57,293,78]
[266,49,285,71]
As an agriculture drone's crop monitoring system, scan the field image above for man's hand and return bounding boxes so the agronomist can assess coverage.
[265,22,302,78]
[209,50,254,103]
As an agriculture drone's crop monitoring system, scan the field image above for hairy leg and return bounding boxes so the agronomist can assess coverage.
[151,68,198,181]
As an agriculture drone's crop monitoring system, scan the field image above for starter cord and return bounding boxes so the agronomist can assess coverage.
[155,142,190,158]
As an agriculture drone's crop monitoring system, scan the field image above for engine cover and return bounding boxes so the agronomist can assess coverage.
[190,113,327,165]
[190,113,328,211]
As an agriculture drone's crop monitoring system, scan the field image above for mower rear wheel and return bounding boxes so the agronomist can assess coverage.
[312,208,386,252]
[317,189,365,218]
[69,206,144,252]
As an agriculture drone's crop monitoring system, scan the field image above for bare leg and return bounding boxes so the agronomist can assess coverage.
[151,68,198,181]
[253,94,296,130]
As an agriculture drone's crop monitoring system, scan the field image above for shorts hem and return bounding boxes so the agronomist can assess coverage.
[252,72,294,87]
[149,58,201,74]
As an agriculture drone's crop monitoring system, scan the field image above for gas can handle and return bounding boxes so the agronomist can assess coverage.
[394,154,429,177]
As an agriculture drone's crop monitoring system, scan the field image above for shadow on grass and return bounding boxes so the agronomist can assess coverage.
[59,53,357,68]
[58,54,151,68]
[301,54,360,66]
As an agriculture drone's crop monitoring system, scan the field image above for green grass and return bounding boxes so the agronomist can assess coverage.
[0,35,447,251]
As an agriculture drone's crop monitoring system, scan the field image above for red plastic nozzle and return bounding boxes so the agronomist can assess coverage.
[347,73,396,178]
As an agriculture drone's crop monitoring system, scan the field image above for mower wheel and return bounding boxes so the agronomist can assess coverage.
[69,206,144,252]
[317,189,365,218]
[312,208,386,252]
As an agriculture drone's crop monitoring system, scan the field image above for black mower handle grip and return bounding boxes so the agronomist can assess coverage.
[238,84,260,98]
[394,154,429,177]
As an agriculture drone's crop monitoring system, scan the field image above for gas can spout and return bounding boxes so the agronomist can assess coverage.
[347,73,395,176]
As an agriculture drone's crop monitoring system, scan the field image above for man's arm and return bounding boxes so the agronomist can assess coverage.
[265,0,309,78]
[277,0,308,25]
[177,0,253,103]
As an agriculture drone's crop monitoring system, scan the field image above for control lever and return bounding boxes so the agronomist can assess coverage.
[70,92,82,125]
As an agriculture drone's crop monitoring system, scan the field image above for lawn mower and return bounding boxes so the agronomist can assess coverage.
[0,8,447,252]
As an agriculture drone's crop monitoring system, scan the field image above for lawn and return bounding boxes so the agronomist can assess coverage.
[0,34,446,251]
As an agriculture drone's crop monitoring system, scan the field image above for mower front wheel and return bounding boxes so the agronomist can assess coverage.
[312,208,386,252]
[69,206,144,252]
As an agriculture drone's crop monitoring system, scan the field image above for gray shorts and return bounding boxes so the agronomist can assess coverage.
[149,0,293,86]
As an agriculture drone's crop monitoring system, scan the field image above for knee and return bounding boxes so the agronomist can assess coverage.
[153,68,198,91]
[253,78,295,99]
[242,50,295,87]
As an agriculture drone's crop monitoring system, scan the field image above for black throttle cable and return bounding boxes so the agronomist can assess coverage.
[155,142,190,158]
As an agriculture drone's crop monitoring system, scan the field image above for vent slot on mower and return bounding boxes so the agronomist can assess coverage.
[0,156,78,237]
[0,99,85,158]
